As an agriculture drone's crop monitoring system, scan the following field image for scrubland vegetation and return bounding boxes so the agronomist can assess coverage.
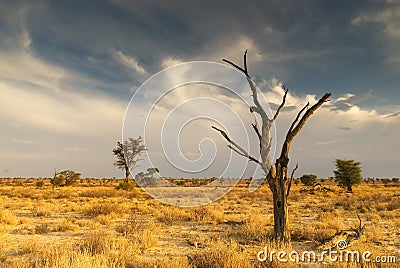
[0,178,398,267]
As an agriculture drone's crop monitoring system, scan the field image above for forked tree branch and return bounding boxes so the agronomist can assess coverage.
[273,88,289,122]
[223,53,269,122]
[287,94,331,143]
[222,59,247,76]
[280,92,331,162]
[288,102,309,134]
[212,126,261,165]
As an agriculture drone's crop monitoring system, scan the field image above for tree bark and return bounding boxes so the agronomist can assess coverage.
[272,183,290,241]
[347,184,353,192]
[124,165,130,183]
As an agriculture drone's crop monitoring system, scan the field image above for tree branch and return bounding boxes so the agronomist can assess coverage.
[251,120,263,156]
[287,93,331,143]
[223,52,269,122]
[243,49,248,74]
[222,59,247,75]
[251,121,262,142]
[279,93,331,162]
[288,102,309,134]
[286,163,298,198]
[212,126,261,165]
[273,87,288,122]
[246,76,269,121]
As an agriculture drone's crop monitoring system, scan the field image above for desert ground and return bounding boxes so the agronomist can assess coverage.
[0,178,398,267]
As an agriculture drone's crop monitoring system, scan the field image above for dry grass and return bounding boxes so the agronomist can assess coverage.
[231,212,273,244]
[0,209,18,225]
[0,180,397,267]
[83,202,129,217]
[188,240,252,268]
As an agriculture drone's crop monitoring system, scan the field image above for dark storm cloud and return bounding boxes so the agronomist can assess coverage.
[2,0,396,101]
[1,0,400,180]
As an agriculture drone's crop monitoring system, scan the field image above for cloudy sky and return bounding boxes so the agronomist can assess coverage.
[0,0,399,179]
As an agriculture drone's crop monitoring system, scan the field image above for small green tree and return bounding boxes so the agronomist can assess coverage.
[146,167,159,176]
[51,170,64,188]
[51,169,81,188]
[35,181,44,188]
[392,178,399,186]
[300,174,317,186]
[116,181,135,191]
[113,137,147,183]
[381,178,391,186]
[63,170,81,186]
[334,159,362,192]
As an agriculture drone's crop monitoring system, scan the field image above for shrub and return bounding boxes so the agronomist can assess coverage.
[35,181,45,188]
[116,182,134,191]
[51,170,81,187]
[50,175,65,187]
[300,174,317,186]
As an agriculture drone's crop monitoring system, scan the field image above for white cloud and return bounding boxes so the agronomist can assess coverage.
[0,26,129,178]
[113,49,147,75]
[161,57,184,68]
[12,139,35,144]
[1,8,398,179]
[127,74,400,179]
[231,78,400,178]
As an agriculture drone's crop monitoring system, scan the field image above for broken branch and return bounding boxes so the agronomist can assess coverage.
[212,126,261,165]
[286,163,298,198]
[273,88,289,122]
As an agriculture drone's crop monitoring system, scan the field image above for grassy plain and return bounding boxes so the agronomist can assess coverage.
[0,178,398,267]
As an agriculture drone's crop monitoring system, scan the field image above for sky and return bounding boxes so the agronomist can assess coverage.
[0,0,399,179]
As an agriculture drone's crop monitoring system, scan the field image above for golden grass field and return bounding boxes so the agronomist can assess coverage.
[0,178,398,267]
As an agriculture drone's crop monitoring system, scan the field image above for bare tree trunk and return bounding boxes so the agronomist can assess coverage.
[214,51,331,242]
[347,184,353,192]
[272,184,290,241]
[124,166,130,183]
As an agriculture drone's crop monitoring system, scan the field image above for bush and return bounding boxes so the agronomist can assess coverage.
[51,170,81,187]
[116,181,134,191]
[300,174,317,186]
[35,181,45,188]
[51,175,65,187]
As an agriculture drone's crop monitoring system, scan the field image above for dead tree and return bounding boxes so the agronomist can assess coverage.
[319,215,365,250]
[213,51,331,242]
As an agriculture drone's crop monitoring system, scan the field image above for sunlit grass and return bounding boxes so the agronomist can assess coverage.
[0,179,397,267]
